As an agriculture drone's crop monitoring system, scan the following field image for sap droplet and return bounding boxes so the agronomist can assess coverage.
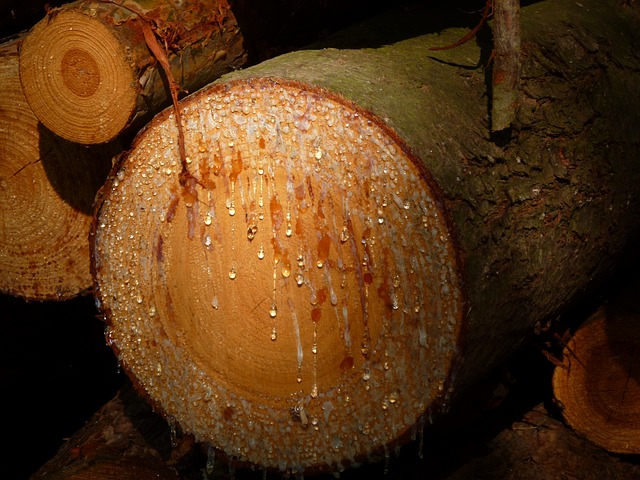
[228,206,236,216]
[339,226,349,243]
[378,217,384,224]
[228,267,237,279]
[392,275,401,288]
[211,296,219,310]
[204,214,212,226]
[281,266,291,278]
[258,245,265,259]
[295,274,304,286]
[148,306,156,317]
[297,254,305,267]
[136,294,143,304]
[269,305,278,318]
[286,226,293,237]
[204,235,212,247]
[316,260,324,268]
[247,224,258,241]
[362,369,371,381]
[270,328,277,341]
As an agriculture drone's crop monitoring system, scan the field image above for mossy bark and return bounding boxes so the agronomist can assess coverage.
[219,0,640,393]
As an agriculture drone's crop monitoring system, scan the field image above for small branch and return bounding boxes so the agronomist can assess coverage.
[491,0,521,132]
[429,0,494,51]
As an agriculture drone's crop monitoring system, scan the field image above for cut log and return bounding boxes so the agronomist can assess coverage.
[552,289,640,454]
[32,383,181,480]
[0,37,117,300]
[91,0,640,474]
[18,0,246,145]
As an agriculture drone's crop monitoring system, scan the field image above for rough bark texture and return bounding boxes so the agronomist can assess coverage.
[92,0,640,474]
[31,383,181,480]
[552,282,640,454]
[0,37,117,300]
[19,0,246,144]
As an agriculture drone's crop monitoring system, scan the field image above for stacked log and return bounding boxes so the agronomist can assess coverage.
[553,285,640,454]
[0,37,117,300]
[18,0,246,144]
[90,0,640,474]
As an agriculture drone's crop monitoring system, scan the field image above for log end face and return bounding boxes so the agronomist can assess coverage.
[19,10,137,144]
[553,306,640,454]
[0,45,115,300]
[94,78,464,472]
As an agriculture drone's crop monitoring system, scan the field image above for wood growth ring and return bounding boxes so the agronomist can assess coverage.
[93,77,464,472]
[19,10,136,144]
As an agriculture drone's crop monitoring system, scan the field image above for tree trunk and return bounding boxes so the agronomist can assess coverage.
[0,37,117,301]
[552,281,640,454]
[18,0,246,145]
[91,0,640,474]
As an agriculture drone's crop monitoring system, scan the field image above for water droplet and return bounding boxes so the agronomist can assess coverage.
[204,235,212,247]
[339,226,349,243]
[377,217,384,224]
[258,166,264,175]
[228,206,236,216]
[296,274,304,286]
[204,214,212,226]
[297,254,305,267]
[281,266,291,278]
[258,245,265,259]
[228,267,237,279]
[330,291,338,306]
[286,226,293,237]
[269,305,277,318]
[270,328,277,341]
[316,260,324,268]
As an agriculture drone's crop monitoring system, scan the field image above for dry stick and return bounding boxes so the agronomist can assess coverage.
[102,1,197,199]
[491,0,521,131]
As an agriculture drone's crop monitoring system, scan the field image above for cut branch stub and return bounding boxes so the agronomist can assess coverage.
[0,38,116,300]
[93,78,464,472]
[19,0,246,144]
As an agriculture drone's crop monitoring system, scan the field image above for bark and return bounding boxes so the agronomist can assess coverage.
[31,383,181,480]
[0,37,117,300]
[18,0,247,144]
[552,282,640,454]
[91,0,640,474]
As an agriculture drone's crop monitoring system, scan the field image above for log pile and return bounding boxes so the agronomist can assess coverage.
[4,0,640,477]
[18,0,246,144]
